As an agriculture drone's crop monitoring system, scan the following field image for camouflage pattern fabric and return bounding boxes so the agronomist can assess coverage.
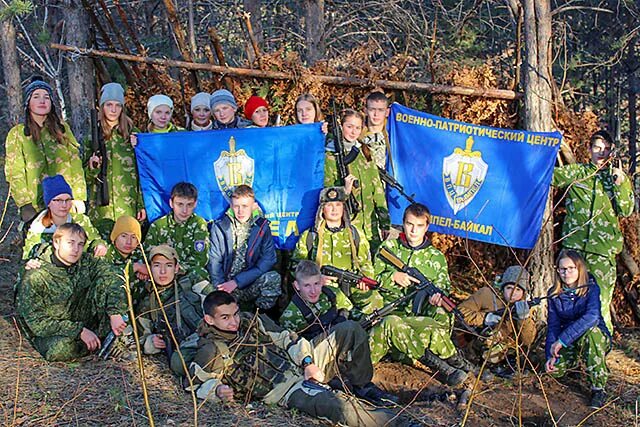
[83,127,143,236]
[5,123,87,210]
[14,246,126,361]
[145,212,210,282]
[23,211,105,260]
[229,217,252,277]
[279,287,353,333]
[361,129,388,170]
[102,243,145,305]
[232,271,282,310]
[324,148,389,254]
[553,164,634,332]
[549,326,610,389]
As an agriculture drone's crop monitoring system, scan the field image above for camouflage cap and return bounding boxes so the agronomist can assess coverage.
[149,244,179,263]
[500,265,530,293]
[319,186,347,204]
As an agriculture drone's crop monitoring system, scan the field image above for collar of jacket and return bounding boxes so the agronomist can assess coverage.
[198,319,239,341]
[398,232,431,250]
[226,207,262,226]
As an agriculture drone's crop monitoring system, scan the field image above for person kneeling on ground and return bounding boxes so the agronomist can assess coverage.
[15,223,127,362]
[174,291,416,427]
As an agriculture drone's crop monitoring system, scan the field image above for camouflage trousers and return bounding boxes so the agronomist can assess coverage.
[549,326,610,389]
[327,284,384,315]
[369,314,456,364]
[578,251,616,333]
[232,271,282,310]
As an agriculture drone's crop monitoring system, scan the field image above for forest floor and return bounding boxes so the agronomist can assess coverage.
[1,148,640,426]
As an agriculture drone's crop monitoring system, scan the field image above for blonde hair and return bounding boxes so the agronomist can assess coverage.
[550,249,589,297]
[295,93,324,123]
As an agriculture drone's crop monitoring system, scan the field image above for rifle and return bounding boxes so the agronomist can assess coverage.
[97,314,129,360]
[378,167,417,205]
[90,108,109,207]
[360,287,421,330]
[377,247,473,331]
[329,97,360,217]
[320,265,383,297]
[490,284,591,317]
[155,317,174,363]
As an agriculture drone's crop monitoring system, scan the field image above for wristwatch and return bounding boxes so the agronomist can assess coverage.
[301,355,313,368]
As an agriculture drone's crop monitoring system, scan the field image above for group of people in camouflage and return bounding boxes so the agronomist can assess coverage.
[5,74,633,424]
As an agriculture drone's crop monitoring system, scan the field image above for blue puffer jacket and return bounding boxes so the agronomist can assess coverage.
[545,274,610,359]
[208,212,276,289]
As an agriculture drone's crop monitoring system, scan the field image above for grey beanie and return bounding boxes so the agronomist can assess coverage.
[99,82,125,106]
[191,92,211,112]
[147,94,174,119]
[210,89,237,110]
[500,265,530,294]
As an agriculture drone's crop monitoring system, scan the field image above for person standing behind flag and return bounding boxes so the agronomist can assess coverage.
[552,130,634,333]
[188,92,213,131]
[146,94,182,133]
[361,91,392,170]
[5,76,87,223]
[85,82,145,237]
[244,95,271,128]
[210,89,252,129]
[294,93,328,134]
[325,109,389,255]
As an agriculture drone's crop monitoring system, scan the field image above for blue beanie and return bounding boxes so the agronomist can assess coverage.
[24,76,54,108]
[210,89,237,110]
[42,175,73,206]
[100,82,125,106]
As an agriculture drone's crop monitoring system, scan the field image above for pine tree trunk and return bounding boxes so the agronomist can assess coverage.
[0,16,23,126]
[521,0,555,321]
[303,0,325,65]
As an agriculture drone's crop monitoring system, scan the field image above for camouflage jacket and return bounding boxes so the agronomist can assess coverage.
[137,277,213,354]
[15,245,126,340]
[23,211,105,260]
[375,235,451,319]
[553,163,634,257]
[280,286,353,334]
[145,212,210,281]
[361,126,391,170]
[83,127,144,222]
[5,123,87,210]
[324,147,390,243]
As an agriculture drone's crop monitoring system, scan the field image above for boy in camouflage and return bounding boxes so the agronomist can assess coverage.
[293,186,383,313]
[15,223,127,361]
[137,244,213,356]
[552,130,634,333]
[145,182,209,283]
[209,185,281,310]
[361,91,392,170]
[458,266,536,372]
[375,203,475,386]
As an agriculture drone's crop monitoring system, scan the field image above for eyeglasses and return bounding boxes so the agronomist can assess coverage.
[557,266,577,274]
[51,198,73,204]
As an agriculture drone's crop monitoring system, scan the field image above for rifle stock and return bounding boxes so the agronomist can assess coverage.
[329,98,360,217]
[90,108,109,206]
[320,265,381,296]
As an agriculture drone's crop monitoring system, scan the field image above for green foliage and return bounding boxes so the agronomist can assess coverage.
[37,28,50,45]
[0,0,33,21]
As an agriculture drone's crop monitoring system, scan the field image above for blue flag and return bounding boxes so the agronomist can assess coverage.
[387,103,562,249]
[135,124,325,250]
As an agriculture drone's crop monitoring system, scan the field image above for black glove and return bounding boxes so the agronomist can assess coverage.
[20,205,37,223]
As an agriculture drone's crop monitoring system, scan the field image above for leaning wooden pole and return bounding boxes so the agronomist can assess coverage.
[51,43,523,100]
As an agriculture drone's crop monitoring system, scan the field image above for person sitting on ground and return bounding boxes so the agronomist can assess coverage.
[210,89,251,129]
[145,182,209,283]
[545,249,611,409]
[208,184,281,311]
[15,223,127,362]
[174,291,409,426]
[137,244,213,357]
[244,95,272,128]
[188,92,212,131]
[458,265,536,377]
[23,175,106,260]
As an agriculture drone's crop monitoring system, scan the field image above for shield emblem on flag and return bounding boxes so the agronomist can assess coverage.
[214,136,255,199]
[442,136,488,214]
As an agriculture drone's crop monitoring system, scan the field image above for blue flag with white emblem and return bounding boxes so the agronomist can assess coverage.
[387,103,562,249]
[135,124,325,250]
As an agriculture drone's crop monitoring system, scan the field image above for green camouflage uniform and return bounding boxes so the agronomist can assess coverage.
[145,212,210,282]
[294,226,383,313]
[549,326,610,389]
[361,127,390,170]
[14,245,126,361]
[374,237,457,359]
[83,127,144,236]
[279,286,353,333]
[102,243,145,305]
[23,211,105,260]
[325,147,390,254]
[553,163,634,332]
[5,123,87,211]
[136,277,213,355]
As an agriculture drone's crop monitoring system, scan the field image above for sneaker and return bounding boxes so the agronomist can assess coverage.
[353,382,400,405]
[589,389,606,409]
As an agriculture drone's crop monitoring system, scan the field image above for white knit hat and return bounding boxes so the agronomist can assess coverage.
[147,94,174,119]
[191,92,211,112]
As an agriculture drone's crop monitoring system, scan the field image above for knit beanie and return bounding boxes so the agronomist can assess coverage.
[210,89,237,110]
[42,175,73,206]
[500,265,530,294]
[100,82,125,106]
[110,215,142,244]
[24,76,54,108]
[147,94,174,119]
[244,95,269,119]
[191,92,211,112]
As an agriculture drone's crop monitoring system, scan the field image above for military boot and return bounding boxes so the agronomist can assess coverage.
[447,351,494,381]
[419,349,467,387]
